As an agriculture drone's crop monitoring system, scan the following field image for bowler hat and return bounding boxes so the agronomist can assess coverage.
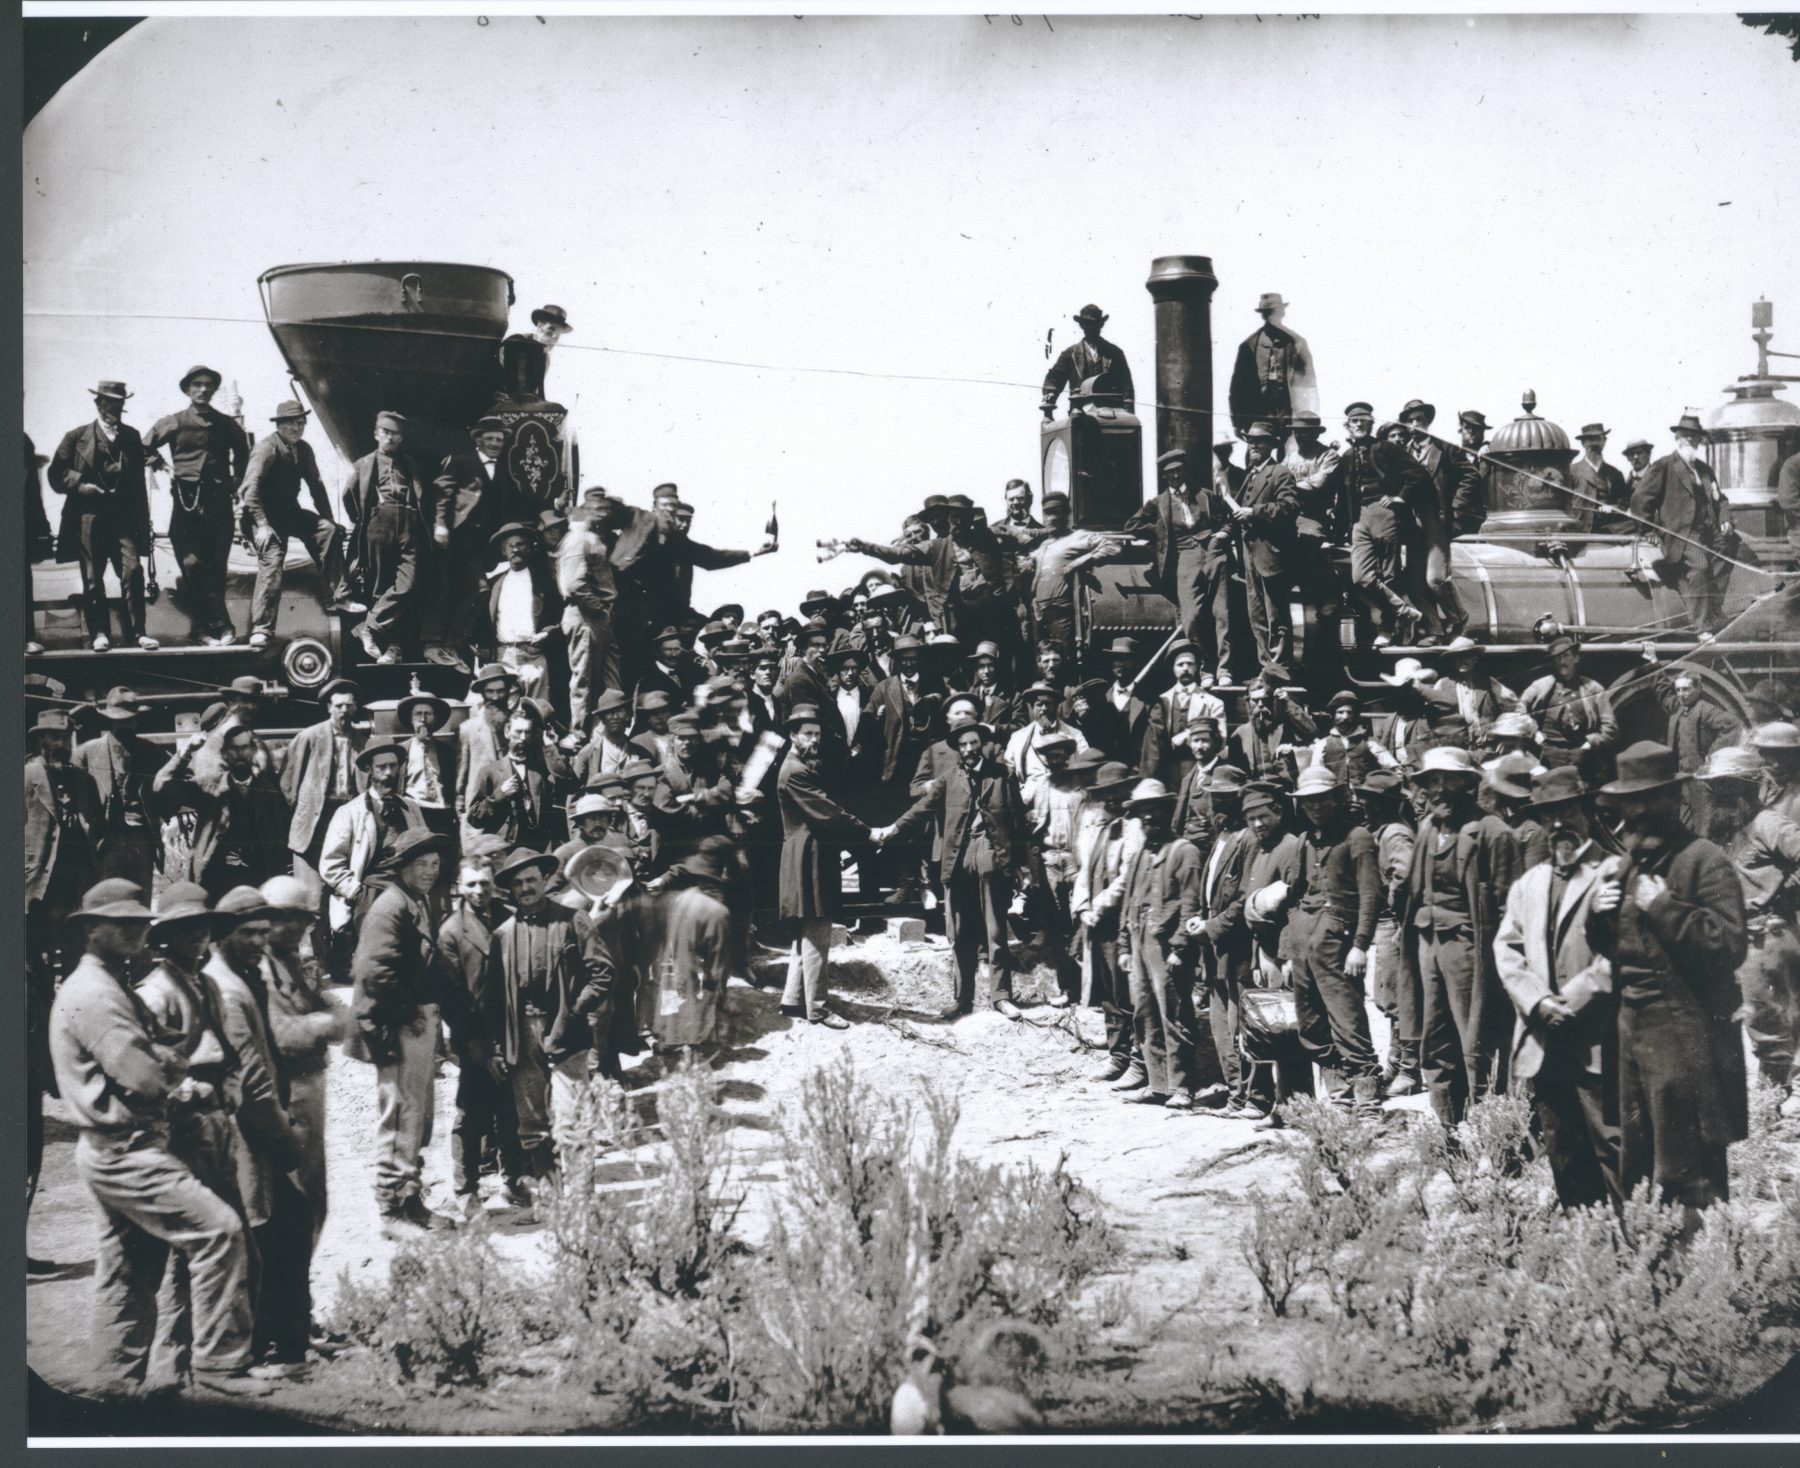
[1399,399,1436,426]
[490,521,538,550]
[388,828,454,868]
[530,304,573,332]
[1576,423,1610,441]
[271,399,309,422]
[398,692,450,731]
[1068,746,1109,773]
[355,737,405,769]
[1599,741,1687,797]
[1255,293,1287,313]
[1291,410,1324,431]
[94,687,146,722]
[92,380,133,401]
[150,881,213,932]
[1106,637,1138,659]
[1090,761,1137,797]
[1526,765,1589,810]
[617,758,659,783]
[1244,421,1280,443]
[1327,690,1361,711]
[1073,304,1108,324]
[1697,746,1766,786]
[470,662,516,693]
[1040,491,1070,510]
[1125,777,1177,813]
[799,589,838,615]
[470,415,507,436]
[179,365,222,391]
[495,847,560,885]
[1208,765,1250,795]
[1294,766,1341,798]
[1670,413,1707,438]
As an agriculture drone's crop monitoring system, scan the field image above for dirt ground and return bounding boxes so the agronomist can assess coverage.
[25,927,1800,1436]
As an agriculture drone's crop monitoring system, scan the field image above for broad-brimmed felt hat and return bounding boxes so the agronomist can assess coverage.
[1599,740,1687,798]
[259,875,316,916]
[94,686,146,722]
[1326,690,1361,711]
[1294,766,1341,798]
[1483,751,1538,801]
[319,677,363,705]
[1670,413,1707,438]
[92,380,133,401]
[1545,633,1580,657]
[470,662,516,693]
[1291,410,1324,432]
[1623,437,1653,455]
[213,885,277,928]
[1399,398,1436,425]
[387,828,455,868]
[1355,768,1406,802]
[1124,778,1177,814]
[636,689,673,713]
[1242,780,1289,815]
[1068,746,1109,774]
[1035,728,1077,752]
[1380,656,1435,687]
[271,400,309,423]
[569,791,616,820]
[398,692,450,731]
[566,843,633,898]
[1489,711,1540,742]
[1243,421,1281,443]
[149,881,213,932]
[1526,765,1589,811]
[1410,746,1481,781]
[946,715,994,745]
[1750,721,1800,751]
[617,758,659,783]
[785,703,826,731]
[1074,303,1108,324]
[355,737,407,770]
[179,365,222,391]
[1576,422,1610,441]
[1458,409,1491,432]
[799,589,838,615]
[1697,746,1765,787]
[1022,681,1060,705]
[490,521,538,550]
[470,415,507,436]
[1207,765,1250,796]
[495,847,560,884]
[1090,761,1137,797]
[1441,635,1482,659]
[31,710,73,737]
[220,676,268,702]
[531,304,573,332]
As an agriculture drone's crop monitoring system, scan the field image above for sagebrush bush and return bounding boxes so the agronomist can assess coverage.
[1242,1094,1800,1430]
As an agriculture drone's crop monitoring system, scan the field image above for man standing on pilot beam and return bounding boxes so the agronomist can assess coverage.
[144,366,249,648]
[343,410,430,666]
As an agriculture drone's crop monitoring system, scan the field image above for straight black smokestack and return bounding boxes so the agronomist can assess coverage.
[1145,256,1219,471]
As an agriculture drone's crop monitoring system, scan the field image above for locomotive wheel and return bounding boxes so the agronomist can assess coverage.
[282,636,335,691]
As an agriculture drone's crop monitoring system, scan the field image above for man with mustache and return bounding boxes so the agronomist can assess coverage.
[319,739,428,938]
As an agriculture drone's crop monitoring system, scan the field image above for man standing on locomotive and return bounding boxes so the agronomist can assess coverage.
[50,380,158,652]
[1123,448,1237,680]
[144,366,249,648]
[1041,304,1135,419]
[240,400,364,650]
[1518,634,1619,786]
[423,415,510,674]
[1630,413,1736,634]
[343,410,430,666]
[1327,402,1430,649]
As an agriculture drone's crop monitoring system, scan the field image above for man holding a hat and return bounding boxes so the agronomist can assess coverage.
[1124,448,1236,675]
[1569,422,1632,534]
[351,826,457,1234]
[1694,747,1800,1119]
[1588,742,1748,1228]
[49,379,157,651]
[488,847,612,1184]
[144,366,249,647]
[1041,304,1135,420]
[1629,414,1735,633]
[1661,669,1735,785]
[1492,767,1624,1210]
[342,410,431,665]
[319,738,429,934]
[421,416,511,673]
[206,886,312,1372]
[155,719,292,900]
[1518,635,1619,783]
[1228,291,1317,437]
[556,486,621,731]
[241,399,363,650]
[50,879,257,1389]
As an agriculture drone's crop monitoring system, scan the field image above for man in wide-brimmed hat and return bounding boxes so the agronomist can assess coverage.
[50,879,262,1389]
[572,687,635,785]
[49,379,158,650]
[241,398,363,650]
[1324,400,1431,649]
[1492,766,1623,1210]
[488,846,611,1188]
[397,690,456,827]
[1430,635,1519,743]
[1589,741,1747,1230]
[1355,768,1420,1097]
[1397,745,1491,1127]
[1123,450,1237,678]
[1751,719,1800,824]
[486,519,560,692]
[421,415,511,673]
[1228,291,1317,437]
[206,884,312,1372]
[342,410,430,665]
[351,827,457,1235]
[1042,303,1135,420]
[1004,680,1090,804]
[1694,747,1800,1121]
[881,715,1029,1020]
[1629,414,1734,632]
[466,702,573,854]
[1071,760,1143,1086]
[155,716,292,900]
[143,365,249,647]
[319,737,429,936]
[1187,764,1264,1116]
[1568,421,1633,534]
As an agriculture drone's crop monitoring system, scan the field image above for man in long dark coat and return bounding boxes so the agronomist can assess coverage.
[1226,293,1318,436]
[777,706,869,1029]
[342,410,430,665]
[49,380,157,650]
[1123,448,1236,677]
[1629,414,1734,633]
[424,415,509,673]
[1041,303,1134,418]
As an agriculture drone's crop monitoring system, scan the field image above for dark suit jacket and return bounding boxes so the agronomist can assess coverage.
[891,756,1029,883]
[240,434,333,532]
[777,751,869,920]
[433,447,506,543]
[861,675,934,787]
[776,660,846,751]
[1199,824,1259,961]
[74,732,167,866]
[1630,453,1724,567]
[342,450,429,583]
[1042,336,1134,413]
[351,880,442,1040]
[466,756,567,851]
[280,719,369,854]
[431,900,498,1056]
[1123,489,1231,592]
[153,754,292,888]
[49,421,152,561]
[1236,459,1300,577]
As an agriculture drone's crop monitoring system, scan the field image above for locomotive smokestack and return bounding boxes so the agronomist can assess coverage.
[1145,256,1219,469]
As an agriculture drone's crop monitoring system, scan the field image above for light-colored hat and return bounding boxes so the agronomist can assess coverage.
[1124,777,1176,814]
[1246,881,1289,925]
[1750,721,1800,752]
[1380,657,1435,687]
[1293,766,1341,798]
[1488,711,1540,743]
[258,875,316,915]
[1696,746,1765,786]
[1412,746,1480,780]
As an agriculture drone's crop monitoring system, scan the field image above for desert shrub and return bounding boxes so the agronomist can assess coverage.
[325,1220,515,1388]
[1244,1095,1800,1430]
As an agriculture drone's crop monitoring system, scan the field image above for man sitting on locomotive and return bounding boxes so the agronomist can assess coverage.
[1325,403,1431,651]
[1518,634,1620,786]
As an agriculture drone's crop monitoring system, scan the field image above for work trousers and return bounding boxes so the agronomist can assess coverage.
[1619,995,1731,1225]
[286,1065,329,1250]
[563,606,620,732]
[77,1127,252,1386]
[1740,925,1800,1090]
[1403,498,1468,638]
[1127,935,1198,1098]
[250,514,348,634]
[1086,926,1136,1063]
[1417,928,1476,1127]
[152,1106,243,1383]
[511,1013,589,1177]
[1426,919,1510,1106]
[1530,1061,1622,1211]
[289,823,347,983]
[373,1005,438,1210]
[360,503,423,641]
[782,917,834,1022]
[1371,915,1421,1073]
[1288,907,1379,1100]
[453,1060,526,1196]
[1350,505,1409,633]
[1032,598,1076,656]
[169,491,235,638]
[73,511,146,639]
[1172,544,1234,675]
[252,1171,314,1364]
[1666,551,1732,634]
[1204,945,1247,1103]
[422,532,490,650]
[945,863,1014,1011]
[1037,870,1080,1001]
[1242,566,1291,670]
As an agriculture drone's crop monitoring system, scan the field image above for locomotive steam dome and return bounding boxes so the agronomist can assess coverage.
[1482,390,1579,535]
[1705,301,1800,515]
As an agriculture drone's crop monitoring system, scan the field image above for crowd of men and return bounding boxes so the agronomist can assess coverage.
[24,300,1800,1397]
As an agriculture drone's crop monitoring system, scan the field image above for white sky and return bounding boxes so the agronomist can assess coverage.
[23,12,1800,615]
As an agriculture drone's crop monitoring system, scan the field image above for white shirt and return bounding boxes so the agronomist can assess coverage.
[494,567,537,643]
[94,417,118,444]
[476,451,497,480]
[1110,681,1134,713]
[837,687,863,745]
[405,737,445,807]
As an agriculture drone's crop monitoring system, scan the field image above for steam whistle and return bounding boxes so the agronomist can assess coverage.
[765,501,779,541]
